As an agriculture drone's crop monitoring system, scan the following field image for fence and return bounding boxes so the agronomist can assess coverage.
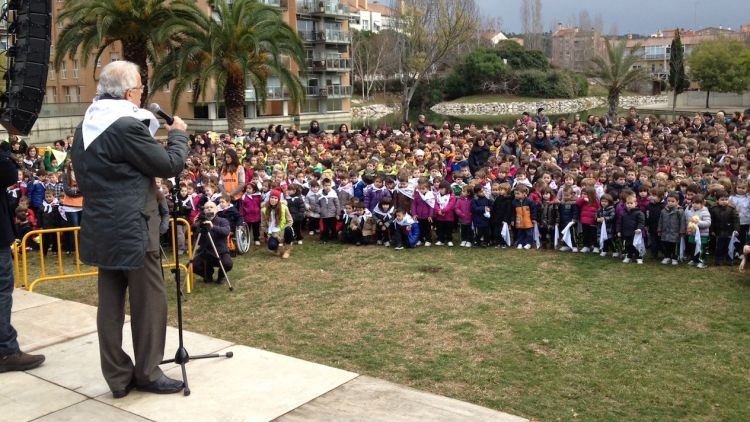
[16,219,195,293]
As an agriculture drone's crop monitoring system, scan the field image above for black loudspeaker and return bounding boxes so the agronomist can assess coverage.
[1,0,52,136]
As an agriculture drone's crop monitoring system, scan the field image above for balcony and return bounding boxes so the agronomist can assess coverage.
[245,86,286,101]
[297,1,349,17]
[644,54,667,60]
[257,0,281,6]
[304,85,352,98]
[299,30,351,44]
[307,58,352,72]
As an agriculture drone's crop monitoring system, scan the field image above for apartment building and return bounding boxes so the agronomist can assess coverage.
[550,24,606,73]
[625,26,750,82]
[20,0,353,143]
[347,0,397,33]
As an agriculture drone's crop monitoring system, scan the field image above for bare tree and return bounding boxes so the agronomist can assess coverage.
[521,0,531,40]
[352,30,389,100]
[578,10,592,31]
[531,0,543,50]
[391,0,480,121]
[608,22,620,37]
[593,13,604,33]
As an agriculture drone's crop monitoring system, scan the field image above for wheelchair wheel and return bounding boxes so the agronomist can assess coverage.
[235,223,251,255]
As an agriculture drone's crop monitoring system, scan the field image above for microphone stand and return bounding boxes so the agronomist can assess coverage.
[161,181,233,396]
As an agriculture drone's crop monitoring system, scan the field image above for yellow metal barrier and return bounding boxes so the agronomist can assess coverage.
[17,219,194,293]
[12,242,20,288]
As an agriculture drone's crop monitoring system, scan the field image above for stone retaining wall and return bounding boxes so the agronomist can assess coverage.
[351,104,401,120]
[430,95,669,116]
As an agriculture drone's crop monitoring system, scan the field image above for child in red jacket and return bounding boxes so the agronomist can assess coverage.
[576,187,600,253]
[240,183,263,246]
[433,181,456,246]
[454,185,473,247]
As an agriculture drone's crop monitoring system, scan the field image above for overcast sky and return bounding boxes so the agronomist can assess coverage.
[475,0,748,35]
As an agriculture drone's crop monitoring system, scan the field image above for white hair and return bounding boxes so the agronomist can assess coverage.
[96,61,140,99]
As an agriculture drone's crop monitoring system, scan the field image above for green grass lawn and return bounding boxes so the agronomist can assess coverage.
[28,244,750,421]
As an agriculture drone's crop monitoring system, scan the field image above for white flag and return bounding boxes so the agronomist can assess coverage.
[533,222,541,249]
[561,221,575,250]
[633,232,646,256]
[728,231,740,259]
[679,238,686,261]
[599,222,608,250]
[694,233,702,256]
[501,222,512,247]
[553,224,560,249]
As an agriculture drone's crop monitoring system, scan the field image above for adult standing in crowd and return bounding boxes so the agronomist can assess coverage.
[61,161,83,252]
[71,61,189,398]
[218,148,245,207]
[0,144,45,373]
[468,136,490,175]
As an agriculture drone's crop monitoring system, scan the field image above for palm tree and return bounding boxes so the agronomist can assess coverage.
[151,0,305,132]
[589,40,646,120]
[54,0,195,108]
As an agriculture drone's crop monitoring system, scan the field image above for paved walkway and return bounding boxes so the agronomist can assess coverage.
[2,289,526,422]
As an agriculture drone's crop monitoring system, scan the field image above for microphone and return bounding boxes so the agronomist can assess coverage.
[148,103,174,125]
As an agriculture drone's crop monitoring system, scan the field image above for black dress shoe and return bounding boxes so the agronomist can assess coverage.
[215,275,226,285]
[136,374,184,394]
[112,378,137,399]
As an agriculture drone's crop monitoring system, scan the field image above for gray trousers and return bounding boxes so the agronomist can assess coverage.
[97,251,166,391]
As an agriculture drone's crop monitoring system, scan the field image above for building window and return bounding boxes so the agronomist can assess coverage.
[193,105,209,119]
[327,99,343,112]
[64,86,79,103]
[60,62,67,79]
[96,57,102,68]
[45,87,57,103]
[301,100,319,113]
[72,59,79,79]
[49,63,56,80]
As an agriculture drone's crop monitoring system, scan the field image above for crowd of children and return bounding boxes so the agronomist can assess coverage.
[6,106,750,269]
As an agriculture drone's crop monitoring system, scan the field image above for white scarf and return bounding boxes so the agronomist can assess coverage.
[82,99,160,150]
[395,213,415,226]
[418,190,436,208]
[437,192,451,209]
[181,196,193,209]
[43,199,59,214]
[340,183,354,196]
[396,185,415,200]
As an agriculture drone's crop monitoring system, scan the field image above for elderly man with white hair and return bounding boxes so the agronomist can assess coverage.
[71,61,189,398]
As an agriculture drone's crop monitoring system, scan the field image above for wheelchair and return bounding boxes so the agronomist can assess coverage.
[228,222,251,256]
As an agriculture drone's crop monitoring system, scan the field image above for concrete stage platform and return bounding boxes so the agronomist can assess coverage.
[2,289,525,422]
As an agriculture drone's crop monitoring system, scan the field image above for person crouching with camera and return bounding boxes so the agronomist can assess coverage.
[192,201,233,284]
[261,189,294,259]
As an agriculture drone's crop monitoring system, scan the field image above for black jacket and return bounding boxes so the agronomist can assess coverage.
[491,195,514,226]
[0,151,18,246]
[194,215,231,256]
[710,205,739,237]
[468,144,490,175]
[72,117,188,270]
[617,207,645,237]
[287,195,307,222]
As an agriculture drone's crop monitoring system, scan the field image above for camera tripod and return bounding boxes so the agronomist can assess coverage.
[161,183,233,396]
[191,222,233,291]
